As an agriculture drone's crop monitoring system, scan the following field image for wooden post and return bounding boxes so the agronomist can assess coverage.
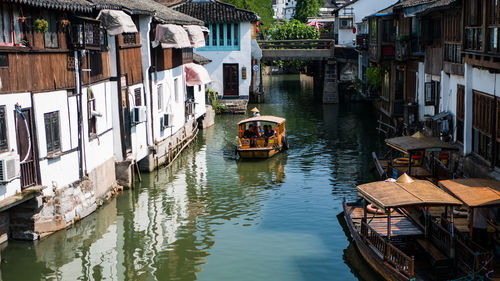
[469,208,474,239]
[363,199,367,223]
[450,206,455,259]
[387,208,392,240]
[408,152,412,176]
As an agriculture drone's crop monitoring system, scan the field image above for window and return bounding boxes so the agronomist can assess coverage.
[472,91,495,162]
[0,106,7,151]
[89,51,103,77]
[339,17,353,29]
[157,84,163,111]
[456,85,464,143]
[0,4,22,46]
[44,111,60,154]
[134,88,142,106]
[174,78,179,103]
[123,33,136,45]
[370,18,377,40]
[88,90,96,136]
[187,86,194,101]
[425,82,435,105]
[201,23,240,50]
[43,11,59,48]
[445,43,462,63]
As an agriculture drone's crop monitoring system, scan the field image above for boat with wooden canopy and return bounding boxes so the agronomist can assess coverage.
[372,132,457,180]
[237,115,288,159]
[342,174,483,281]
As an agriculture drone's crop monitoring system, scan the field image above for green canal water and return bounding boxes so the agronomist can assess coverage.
[1,75,387,281]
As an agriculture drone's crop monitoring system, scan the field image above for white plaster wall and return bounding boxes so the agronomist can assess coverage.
[417,62,425,121]
[196,22,252,98]
[128,83,149,162]
[82,82,115,173]
[471,67,498,96]
[33,90,79,188]
[195,84,206,119]
[151,66,186,143]
[139,15,153,148]
[0,93,31,200]
[337,0,398,47]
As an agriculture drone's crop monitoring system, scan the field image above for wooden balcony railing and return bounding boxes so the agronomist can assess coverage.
[395,39,410,60]
[360,221,415,278]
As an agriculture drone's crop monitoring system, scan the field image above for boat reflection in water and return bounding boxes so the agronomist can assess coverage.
[236,154,287,188]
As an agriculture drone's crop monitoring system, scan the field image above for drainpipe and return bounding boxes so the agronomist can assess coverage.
[114,36,127,160]
[140,15,153,147]
[75,50,83,179]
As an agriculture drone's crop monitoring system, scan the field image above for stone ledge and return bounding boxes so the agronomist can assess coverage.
[0,186,43,213]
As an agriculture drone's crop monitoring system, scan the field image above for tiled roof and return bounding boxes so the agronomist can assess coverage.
[9,0,94,12]
[90,0,203,25]
[193,53,212,65]
[394,0,436,9]
[416,0,457,15]
[172,0,259,23]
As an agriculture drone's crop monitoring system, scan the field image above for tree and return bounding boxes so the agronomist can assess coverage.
[293,0,322,23]
[266,19,319,40]
[220,0,274,27]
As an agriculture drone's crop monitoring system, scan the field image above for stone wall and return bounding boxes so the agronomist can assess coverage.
[139,118,197,172]
[9,157,118,240]
[202,105,215,129]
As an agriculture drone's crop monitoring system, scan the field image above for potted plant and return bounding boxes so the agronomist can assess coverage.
[366,66,386,93]
[34,18,49,33]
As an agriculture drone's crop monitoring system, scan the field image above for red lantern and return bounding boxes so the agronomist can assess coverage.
[352,27,356,34]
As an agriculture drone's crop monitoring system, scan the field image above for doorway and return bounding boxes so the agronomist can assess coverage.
[223,64,239,97]
[15,108,39,189]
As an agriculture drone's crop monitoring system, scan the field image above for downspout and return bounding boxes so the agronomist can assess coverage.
[75,50,83,179]
[140,15,154,147]
[115,36,127,160]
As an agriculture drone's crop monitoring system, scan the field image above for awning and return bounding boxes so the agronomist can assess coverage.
[185,63,211,86]
[385,131,457,154]
[238,115,286,125]
[184,25,206,48]
[156,24,191,49]
[97,10,137,36]
[439,179,500,207]
[357,174,462,209]
[251,39,262,60]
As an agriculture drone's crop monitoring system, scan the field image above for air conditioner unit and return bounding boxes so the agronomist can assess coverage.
[161,113,173,129]
[132,106,147,123]
[0,152,19,183]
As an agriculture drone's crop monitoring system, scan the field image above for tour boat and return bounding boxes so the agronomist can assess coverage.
[372,132,457,180]
[341,174,493,281]
[236,115,288,159]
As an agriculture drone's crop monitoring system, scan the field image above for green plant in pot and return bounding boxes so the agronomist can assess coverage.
[34,19,49,33]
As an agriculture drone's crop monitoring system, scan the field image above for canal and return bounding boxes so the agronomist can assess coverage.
[1,75,386,281]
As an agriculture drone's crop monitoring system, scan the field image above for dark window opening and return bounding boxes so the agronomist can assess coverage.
[0,106,7,151]
[44,111,60,154]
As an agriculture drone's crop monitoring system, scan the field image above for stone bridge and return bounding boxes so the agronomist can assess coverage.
[257,39,338,103]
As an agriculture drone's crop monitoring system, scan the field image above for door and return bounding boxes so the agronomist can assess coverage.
[15,108,39,189]
[121,88,132,154]
[223,64,239,96]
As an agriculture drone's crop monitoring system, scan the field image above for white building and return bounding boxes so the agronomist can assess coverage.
[334,0,397,47]
[173,0,259,99]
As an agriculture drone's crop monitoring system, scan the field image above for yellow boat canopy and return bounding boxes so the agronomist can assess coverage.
[439,178,500,207]
[238,115,286,125]
[385,131,457,154]
[357,174,462,209]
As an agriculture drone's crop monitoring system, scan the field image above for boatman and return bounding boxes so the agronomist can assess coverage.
[251,107,261,134]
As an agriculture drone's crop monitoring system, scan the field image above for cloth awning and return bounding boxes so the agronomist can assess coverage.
[156,24,191,49]
[97,10,137,36]
[185,63,211,86]
[238,115,286,125]
[385,131,457,154]
[357,174,462,209]
[184,25,206,48]
[439,179,500,207]
[251,39,262,60]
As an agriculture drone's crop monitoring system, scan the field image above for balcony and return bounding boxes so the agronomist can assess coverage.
[465,27,483,51]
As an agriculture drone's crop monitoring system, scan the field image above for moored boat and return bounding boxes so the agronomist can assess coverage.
[341,174,491,281]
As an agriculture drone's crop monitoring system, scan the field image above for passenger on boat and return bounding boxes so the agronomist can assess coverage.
[243,124,258,147]
[471,207,495,247]
[263,125,274,147]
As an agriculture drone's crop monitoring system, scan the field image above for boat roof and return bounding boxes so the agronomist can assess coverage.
[238,115,286,125]
[385,132,457,153]
[357,174,462,209]
[439,178,500,207]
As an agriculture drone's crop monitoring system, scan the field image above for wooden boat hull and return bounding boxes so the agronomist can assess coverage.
[237,146,281,159]
[342,202,412,281]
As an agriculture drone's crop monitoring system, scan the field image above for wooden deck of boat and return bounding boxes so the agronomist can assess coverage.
[347,206,423,237]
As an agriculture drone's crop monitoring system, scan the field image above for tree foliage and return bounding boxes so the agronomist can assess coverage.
[366,66,386,91]
[293,0,322,23]
[220,0,274,27]
[266,19,319,40]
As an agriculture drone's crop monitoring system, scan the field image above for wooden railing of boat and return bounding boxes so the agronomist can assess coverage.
[360,221,415,279]
[456,239,494,277]
[429,220,452,255]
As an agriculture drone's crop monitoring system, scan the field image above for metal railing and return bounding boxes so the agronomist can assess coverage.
[257,39,335,50]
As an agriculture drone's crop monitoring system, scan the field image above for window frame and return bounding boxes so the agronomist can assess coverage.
[87,90,97,137]
[0,106,8,152]
[199,23,240,51]
[44,111,61,154]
